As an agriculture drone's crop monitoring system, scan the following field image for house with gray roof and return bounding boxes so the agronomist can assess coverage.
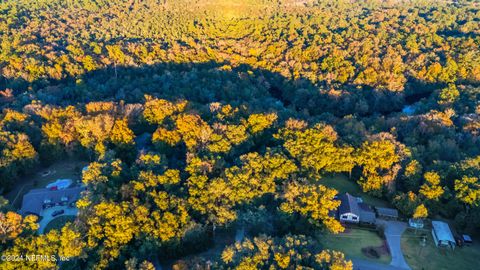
[337,193,376,224]
[359,202,376,224]
[20,186,85,216]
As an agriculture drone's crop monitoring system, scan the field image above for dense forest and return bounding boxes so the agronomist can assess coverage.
[0,0,479,269]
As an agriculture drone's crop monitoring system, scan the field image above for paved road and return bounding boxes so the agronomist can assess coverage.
[377,220,411,270]
[38,206,78,234]
[352,258,406,270]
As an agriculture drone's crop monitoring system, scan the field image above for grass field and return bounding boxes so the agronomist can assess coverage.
[44,215,76,233]
[34,160,87,187]
[7,159,88,209]
[321,174,391,207]
[318,228,392,264]
[402,228,480,270]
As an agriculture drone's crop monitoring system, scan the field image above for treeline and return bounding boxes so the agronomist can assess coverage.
[0,0,479,92]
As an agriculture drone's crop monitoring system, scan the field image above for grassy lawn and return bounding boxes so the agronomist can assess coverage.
[44,215,76,233]
[32,159,87,188]
[402,228,480,270]
[321,174,391,207]
[7,159,88,209]
[318,228,392,264]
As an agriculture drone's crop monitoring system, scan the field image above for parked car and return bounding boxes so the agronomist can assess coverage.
[462,234,473,245]
[52,209,64,217]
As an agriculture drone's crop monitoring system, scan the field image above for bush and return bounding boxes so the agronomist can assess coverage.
[362,247,380,259]
[376,224,386,239]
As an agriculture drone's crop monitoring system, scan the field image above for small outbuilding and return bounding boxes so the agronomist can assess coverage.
[408,218,424,229]
[431,220,456,249]
[375,207,398,219]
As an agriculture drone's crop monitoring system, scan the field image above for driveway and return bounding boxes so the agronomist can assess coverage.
[38,206,78,234]
[352,258,406,270]
[376,220,411,270]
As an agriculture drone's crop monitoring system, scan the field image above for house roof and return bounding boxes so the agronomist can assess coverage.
[375,207,398,218]
[432,221,455,243]
[20,186,85,216]
[359,203,376,223]
[338,193,360,216]
[358,202,372,212]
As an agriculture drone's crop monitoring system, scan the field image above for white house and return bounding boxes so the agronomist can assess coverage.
[431,220,456,249]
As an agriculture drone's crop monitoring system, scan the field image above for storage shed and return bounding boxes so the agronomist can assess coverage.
[408,218,424,229]
[431,220,456,249]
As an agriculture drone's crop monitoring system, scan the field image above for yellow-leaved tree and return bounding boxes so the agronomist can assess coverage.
[419,172,444,200]
[0,212,38,243]
[280,181,344,233]
[413,204,428,219]
[455,176,480,206]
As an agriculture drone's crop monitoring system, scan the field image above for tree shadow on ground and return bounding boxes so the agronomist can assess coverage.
[1,61,421,119]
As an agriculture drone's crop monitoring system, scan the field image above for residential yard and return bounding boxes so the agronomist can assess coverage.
[318,228,392,264]
[5,159,88,209]
[321,174,391,208]
[402,228,480,270]
[43,215,76,233]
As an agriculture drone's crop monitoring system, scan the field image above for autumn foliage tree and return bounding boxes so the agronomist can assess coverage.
[219,235,351,269]
[277,122,355,175]
[0,212,38,243]
[419,172,444,200]
[280,181,344,233]
[455,176,480,206]
[356,139,401,193]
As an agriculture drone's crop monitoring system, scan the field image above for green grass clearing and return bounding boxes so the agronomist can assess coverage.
[44,215,76,233]
[318,228,391,264]
[401,228,480,270]
[32,159,87,188]
[321,174,391,207]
